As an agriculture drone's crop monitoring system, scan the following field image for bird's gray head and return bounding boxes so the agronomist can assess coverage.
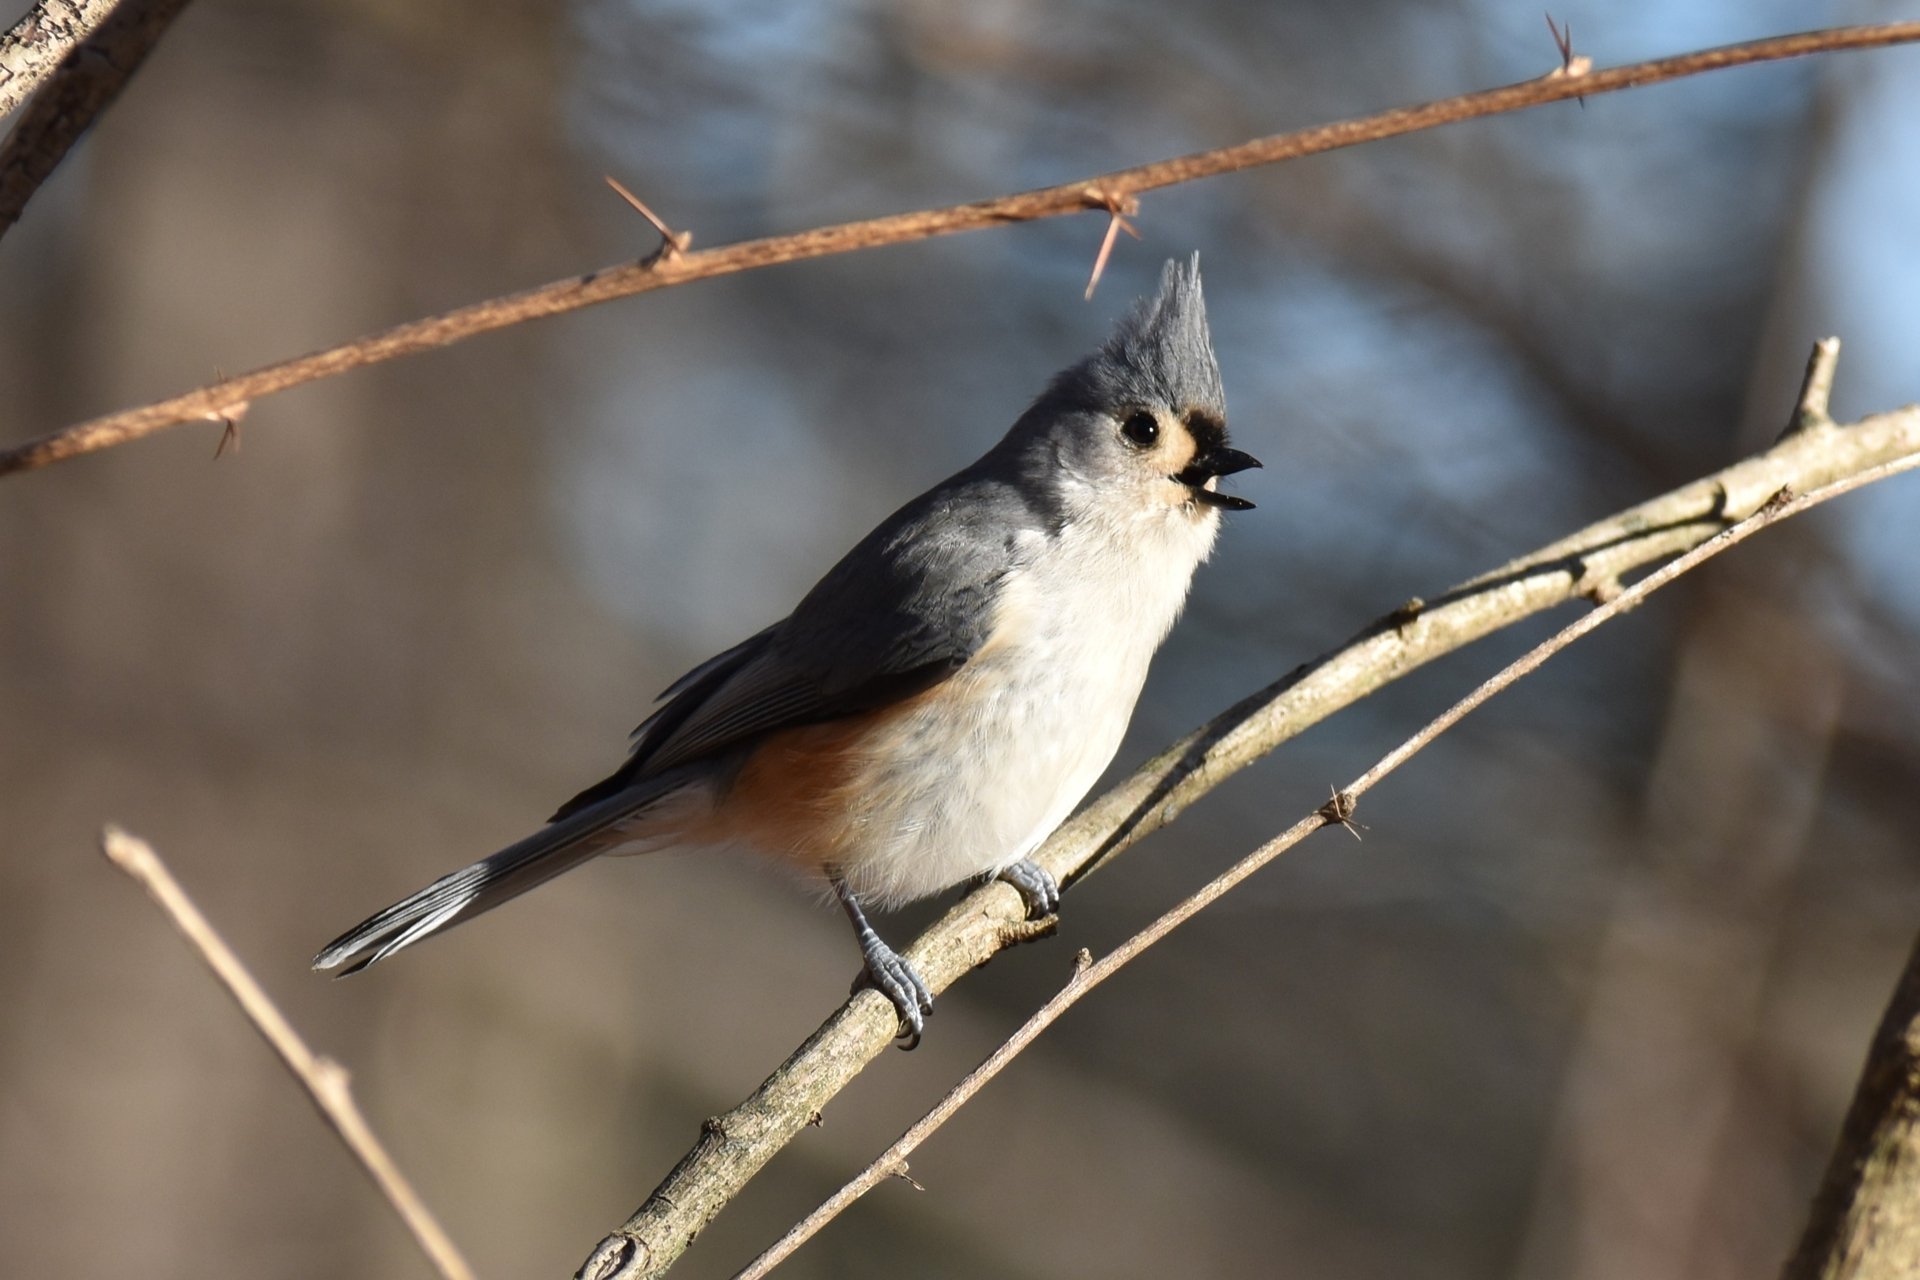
[1000,255,1259,527]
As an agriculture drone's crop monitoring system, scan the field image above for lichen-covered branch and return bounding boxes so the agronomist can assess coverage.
[575,391,1920,1279]
[0,0,118,118]
[0,0,195,239]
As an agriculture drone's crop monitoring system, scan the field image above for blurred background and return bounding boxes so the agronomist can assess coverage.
[3,1,1918,1276]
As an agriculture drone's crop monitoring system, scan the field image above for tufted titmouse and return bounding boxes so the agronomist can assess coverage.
[314,256,1257,1042]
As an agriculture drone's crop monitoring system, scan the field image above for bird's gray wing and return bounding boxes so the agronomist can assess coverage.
[551,476,1029,819]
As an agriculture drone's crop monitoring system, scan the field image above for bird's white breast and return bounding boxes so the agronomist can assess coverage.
[836,505,1219,905]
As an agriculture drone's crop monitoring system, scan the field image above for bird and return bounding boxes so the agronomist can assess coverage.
[314,255,1258,1044]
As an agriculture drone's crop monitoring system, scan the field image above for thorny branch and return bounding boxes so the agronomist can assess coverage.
[99,827,477,1280]
[4,20,1919,477]
[574,345,1920,1279]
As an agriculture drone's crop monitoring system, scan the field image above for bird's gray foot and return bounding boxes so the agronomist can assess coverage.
[997,857,1060,918]
[857,934,933,1049]
[834,877,932,1049]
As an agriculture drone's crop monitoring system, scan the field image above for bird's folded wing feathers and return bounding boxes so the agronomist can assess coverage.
[552,482,1025,819]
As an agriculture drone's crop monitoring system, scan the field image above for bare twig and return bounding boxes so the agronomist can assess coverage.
[1345,461,1906,801]
[5,21,1918,477]
[1784,336,1843,438]
[99,826,477,1280]
[735,449,1920,1280]
[0,0,195,239]
[1781,931,1920,1280]
[0,0,119,118]
[576,366,1920,1278]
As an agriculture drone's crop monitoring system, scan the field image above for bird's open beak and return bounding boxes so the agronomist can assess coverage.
[1174,446,1262,511]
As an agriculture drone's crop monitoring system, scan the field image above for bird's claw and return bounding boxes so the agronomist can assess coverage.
[997,858,1061,918]
[854,939,934,1050]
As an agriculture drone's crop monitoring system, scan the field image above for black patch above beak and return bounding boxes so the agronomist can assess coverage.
[1174,446,1262,511]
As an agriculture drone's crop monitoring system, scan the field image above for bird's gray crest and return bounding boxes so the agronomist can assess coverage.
[1046,254,1225,418]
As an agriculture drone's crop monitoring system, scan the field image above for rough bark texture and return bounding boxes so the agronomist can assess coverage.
[0,0,194,238]
[1782,934,1920,1280]
[0,0,118,118]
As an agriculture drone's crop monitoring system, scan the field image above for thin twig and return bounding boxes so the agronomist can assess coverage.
[99,826,477,1280]
[5,21,1918,477]
[736,448,1920,1280]
[0,0,195,239]
[0,0,120,118]
[577,371,1920,1278]
[1345,464,1908,801]
[1783,335,1842,438]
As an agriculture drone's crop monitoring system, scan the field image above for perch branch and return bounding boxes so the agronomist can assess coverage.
[574,354,1920,1279]
[6,21,1919,477]
[0,0,195,240]
[1781,931,1920,1280]
[99,826,477,1280]
[738,447,1920,1279]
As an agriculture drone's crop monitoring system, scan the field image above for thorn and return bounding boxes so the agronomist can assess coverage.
[1081,188,1141,300]
[890,1162,925,1192]
[1543,13,1592,104]
[1318,787,1366,840]
[206,375,250,459]
[1545,12,1573,63]
[604,175,692,266]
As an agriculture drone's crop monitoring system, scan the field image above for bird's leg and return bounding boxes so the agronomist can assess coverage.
[996,857,1061,919]
[833,875,932,1049]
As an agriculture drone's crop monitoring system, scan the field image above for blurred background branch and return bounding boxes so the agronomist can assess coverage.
[2,20,1917,478]
[100,826,476,1280]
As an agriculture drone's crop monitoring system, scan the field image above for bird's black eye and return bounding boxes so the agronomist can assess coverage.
[1120,411,1160,448]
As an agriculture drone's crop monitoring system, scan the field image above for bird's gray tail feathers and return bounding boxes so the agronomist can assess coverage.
[312,778,683,975]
